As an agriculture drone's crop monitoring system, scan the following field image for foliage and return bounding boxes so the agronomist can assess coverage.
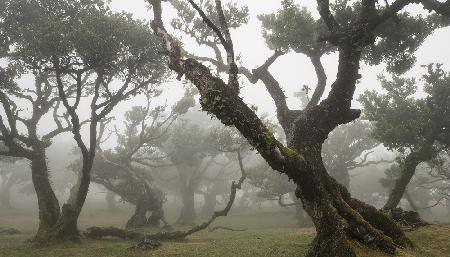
[359,64,450,153]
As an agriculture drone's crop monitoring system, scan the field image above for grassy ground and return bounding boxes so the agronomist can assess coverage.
[1,211,450,257]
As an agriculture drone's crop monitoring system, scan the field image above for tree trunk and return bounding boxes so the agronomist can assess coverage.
[288,193,312,227]
[383,143,433,210]
[30,150,61,243]
[290,143,412,257]
[146,14,413,255]
[176,187,196,226]
[126,197,148,229]
[34,152,94,244]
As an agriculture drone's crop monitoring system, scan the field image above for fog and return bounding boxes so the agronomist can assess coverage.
[1,0,450,256]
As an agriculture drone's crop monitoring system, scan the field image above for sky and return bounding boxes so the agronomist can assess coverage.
[3,0,450,154]
[108,0,450,118]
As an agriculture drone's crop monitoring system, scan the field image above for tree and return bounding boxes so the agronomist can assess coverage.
[1,0,167,244]
[146,0,450,256]
[322,120,390,189]
[359,64,450,211]
[167,119,221,225]
[89,90,195,228]
[246,160,311,226]
[0,155,29,209]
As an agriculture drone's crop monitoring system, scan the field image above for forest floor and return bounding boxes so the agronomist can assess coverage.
[1,207,450,257]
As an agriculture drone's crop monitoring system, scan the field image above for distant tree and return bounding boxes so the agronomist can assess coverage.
[246,160,311,226]
[202,125,251,216]
[88,90,195,228]
[360,64,450,211]
[0,154,29,209]
[147,0,449,255]
[322,120,390,189]
[167,120,220,226]
[1,0,167,243]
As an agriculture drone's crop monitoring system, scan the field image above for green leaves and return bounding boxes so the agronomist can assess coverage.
[363,14,442,74]
[258,0,328,55]
[359,66,450,152]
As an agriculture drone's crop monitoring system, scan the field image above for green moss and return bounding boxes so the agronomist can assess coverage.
[281,147,305,165]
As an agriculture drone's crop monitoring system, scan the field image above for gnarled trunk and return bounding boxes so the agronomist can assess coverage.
[291,143,412,257]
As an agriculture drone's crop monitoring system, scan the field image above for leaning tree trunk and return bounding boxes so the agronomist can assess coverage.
[147,6,413,255]
[30,149,61,243]
[176,187,196,226]
[383,143,433,210]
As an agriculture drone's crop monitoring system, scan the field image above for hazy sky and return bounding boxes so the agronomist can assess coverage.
[109,0,450,118]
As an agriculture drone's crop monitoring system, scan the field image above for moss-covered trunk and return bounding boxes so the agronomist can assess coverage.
[291,144,412,257]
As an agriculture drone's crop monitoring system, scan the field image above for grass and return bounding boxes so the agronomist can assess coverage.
[1,207,450,257]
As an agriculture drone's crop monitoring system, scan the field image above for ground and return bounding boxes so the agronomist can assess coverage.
[1,225,450,257]
[1,206,450,257]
